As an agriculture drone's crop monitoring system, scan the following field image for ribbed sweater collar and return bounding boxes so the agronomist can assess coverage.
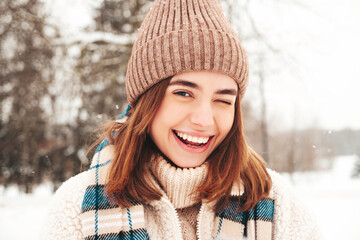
[150,156,208,209]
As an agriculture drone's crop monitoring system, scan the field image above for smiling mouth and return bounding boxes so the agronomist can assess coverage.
[173,130,213,148]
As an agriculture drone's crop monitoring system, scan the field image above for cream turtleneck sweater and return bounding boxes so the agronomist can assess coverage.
[148,156,208,240]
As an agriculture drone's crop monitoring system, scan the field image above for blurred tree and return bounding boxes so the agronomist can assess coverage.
[68,0,151,171]
[223,0,326,170]
[352,148,360,178]
[224,0,278,164]
[0,0,58,192]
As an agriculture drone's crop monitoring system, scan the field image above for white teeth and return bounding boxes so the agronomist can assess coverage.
[175,131,210,144]
[182,133,187,140]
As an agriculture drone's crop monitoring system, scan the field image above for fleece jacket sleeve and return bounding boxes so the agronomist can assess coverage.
[269,170,322,240]
[41,171,89,240]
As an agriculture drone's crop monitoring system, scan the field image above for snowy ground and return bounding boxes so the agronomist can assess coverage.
[1,155,359,240]
[282,155,360,240]
[0,183,53,240]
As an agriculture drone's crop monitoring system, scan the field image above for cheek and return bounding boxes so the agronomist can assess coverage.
[154,96,190,126]
[150,111,167,149]
[153,103,174,126]
[218,110,235,136]
[150,99,178,136]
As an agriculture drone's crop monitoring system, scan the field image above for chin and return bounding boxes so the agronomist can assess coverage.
[170,158,206,168]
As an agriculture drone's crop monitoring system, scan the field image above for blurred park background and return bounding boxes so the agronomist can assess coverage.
[0,0,360,239]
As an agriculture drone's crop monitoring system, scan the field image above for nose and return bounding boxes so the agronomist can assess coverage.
[189,101,215,128]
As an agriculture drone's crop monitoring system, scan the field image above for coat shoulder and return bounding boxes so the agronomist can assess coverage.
[41,170,90,240]
[267,169,322,240]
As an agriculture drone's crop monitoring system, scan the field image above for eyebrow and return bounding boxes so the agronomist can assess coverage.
[169,79,198,88]
[169,79,238,96]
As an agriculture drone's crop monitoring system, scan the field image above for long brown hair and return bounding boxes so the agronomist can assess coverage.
[100,77,271,211]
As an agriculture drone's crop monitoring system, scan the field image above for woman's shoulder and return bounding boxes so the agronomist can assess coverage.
[267,169,322,240]
[267,169,293,197]
[41,170,90,240]
[55,170,91,198]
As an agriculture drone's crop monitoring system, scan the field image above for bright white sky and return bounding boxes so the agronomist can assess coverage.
[241,0,360,131]
[44,0,360,131]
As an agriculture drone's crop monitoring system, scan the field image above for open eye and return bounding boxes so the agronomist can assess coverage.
[174,91,191,97]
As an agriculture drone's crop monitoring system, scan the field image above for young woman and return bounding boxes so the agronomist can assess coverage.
[43,0,321,239]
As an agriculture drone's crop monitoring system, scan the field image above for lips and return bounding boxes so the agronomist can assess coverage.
[173,130,213,148]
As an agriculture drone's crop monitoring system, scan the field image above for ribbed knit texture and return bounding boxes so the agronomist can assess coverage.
[177,203,202,240]
[150,156,208,208]
[176,203,201,240]
[125,0,249,106]
[150,156,207,239]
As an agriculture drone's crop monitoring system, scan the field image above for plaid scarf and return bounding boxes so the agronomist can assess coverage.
[80,139,274,240]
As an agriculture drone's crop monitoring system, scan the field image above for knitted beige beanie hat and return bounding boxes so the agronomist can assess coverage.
[125,0,249,106]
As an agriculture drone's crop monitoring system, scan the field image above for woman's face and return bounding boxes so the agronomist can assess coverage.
[150,71,237,168]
